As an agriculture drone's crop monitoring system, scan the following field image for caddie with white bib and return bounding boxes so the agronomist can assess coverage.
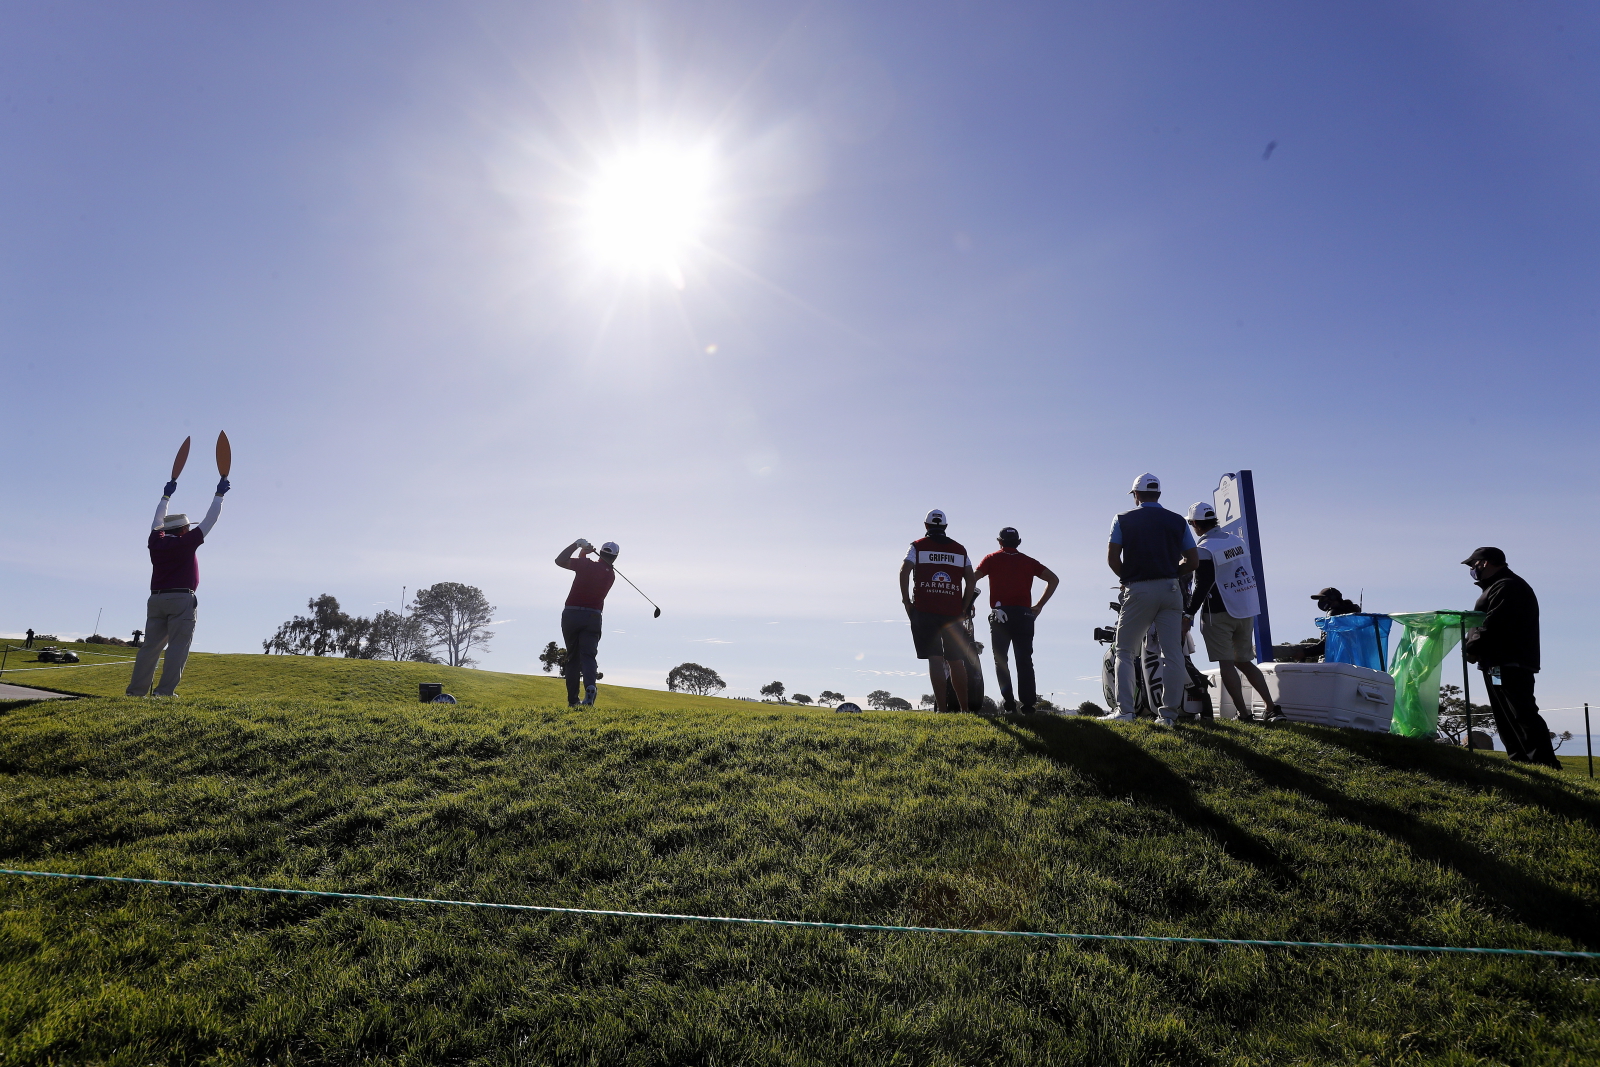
[1182,501,1284,723]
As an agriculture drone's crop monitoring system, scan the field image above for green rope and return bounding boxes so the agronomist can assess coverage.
[3,868,1595,959]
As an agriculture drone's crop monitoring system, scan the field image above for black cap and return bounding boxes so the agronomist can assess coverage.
[1461,547,1506,566]
[1310,587,1342,601]
[998,527,1020,543]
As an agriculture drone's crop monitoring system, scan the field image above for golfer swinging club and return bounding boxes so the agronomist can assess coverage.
[126,473,230,696]
[555,538,618,707]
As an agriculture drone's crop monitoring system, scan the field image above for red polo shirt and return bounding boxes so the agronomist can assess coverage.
[975,549,1044,608]
[148,527,206,591]
[565,557,616,610]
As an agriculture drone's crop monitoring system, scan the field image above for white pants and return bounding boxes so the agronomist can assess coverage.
[127,591,197,696]
[1115,578,1184,715]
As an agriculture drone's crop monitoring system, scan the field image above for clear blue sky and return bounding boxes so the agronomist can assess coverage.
[5,2,1597,733]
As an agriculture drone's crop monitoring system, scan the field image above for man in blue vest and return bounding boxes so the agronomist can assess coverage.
[1103,473,1198,725]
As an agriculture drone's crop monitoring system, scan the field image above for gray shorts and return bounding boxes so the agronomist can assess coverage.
[1201,610,1256,662]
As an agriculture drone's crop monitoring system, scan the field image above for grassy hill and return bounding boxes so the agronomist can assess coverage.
[2,654,1598,1064]
[0,643,727,712]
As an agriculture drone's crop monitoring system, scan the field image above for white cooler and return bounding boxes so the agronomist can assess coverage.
[1197,661,1394,733]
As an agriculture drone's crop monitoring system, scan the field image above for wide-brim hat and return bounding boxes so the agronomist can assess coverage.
[159,514,191,531]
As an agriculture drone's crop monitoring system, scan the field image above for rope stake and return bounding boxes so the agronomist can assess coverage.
[2,868,1594,959]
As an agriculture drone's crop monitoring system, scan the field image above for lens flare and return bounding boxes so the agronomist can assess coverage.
[583,146,711,284]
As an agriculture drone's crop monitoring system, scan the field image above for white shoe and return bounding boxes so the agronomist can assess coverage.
[1099,710,1136,722]
[1154,714,1176,727]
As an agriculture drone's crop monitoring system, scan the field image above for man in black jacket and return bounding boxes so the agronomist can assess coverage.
[1461,547,1559,768]
[1311,587,1363,617]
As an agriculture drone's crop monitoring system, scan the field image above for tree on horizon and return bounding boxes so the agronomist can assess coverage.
[667,662,726,696]
[411,583,495,668]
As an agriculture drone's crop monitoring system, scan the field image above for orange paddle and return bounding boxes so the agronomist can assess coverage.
[216,431,232,478]
[171,437,192,480]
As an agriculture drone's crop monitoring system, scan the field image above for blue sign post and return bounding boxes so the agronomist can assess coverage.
[1214,470,1274,662]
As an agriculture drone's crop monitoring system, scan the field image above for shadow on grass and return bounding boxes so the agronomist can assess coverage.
[0,696,80,715]
[1184,727,1600,949]
[980,715,1298,885]
[1308,726,1600,833]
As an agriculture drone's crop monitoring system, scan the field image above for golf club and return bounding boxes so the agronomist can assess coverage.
[612,566,662,618]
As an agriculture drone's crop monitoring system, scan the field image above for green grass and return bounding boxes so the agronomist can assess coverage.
[2,656,1599,1064]
[0,644,727,712]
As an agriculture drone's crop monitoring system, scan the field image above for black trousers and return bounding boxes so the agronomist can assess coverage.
[1483,666,1559,767]
[561,607,603,704]
[988,606,1036,710]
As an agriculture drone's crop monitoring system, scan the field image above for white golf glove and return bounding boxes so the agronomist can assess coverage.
[576,538,592,549]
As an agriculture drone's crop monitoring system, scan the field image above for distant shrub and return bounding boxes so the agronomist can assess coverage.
[86,634,128,646]
[1077,701,1105,716]
[539,641,568,674]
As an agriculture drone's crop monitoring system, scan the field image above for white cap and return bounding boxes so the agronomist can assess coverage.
[1186,501,1216,522]
[159,513,191,531]
[1129,473,1160,494]
[924,509,948,526]
[599,541,620,557]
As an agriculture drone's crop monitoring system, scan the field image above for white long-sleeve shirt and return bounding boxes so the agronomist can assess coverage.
[151,492,224,535]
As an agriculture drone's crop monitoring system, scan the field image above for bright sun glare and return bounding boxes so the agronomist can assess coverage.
[583,146,712,284]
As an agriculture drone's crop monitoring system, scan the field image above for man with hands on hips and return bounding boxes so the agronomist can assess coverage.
[969,526,1059,714]
[126,473,230,697]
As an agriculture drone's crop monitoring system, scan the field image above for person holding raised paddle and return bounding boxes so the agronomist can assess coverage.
[127,433,232,697]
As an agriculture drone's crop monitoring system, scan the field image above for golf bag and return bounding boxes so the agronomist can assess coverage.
[940,614,987,711]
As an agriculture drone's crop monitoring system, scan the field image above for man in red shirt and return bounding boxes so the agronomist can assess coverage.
[556,538,618,706]
[126,474,230,697]
[899,510,976,713]
[970,527,1059,714]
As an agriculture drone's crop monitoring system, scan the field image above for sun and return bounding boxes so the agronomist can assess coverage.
[582,145,712,284]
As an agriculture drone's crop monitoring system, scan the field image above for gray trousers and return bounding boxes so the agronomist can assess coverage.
[126,591,197,696]
[1115,578,1185,715]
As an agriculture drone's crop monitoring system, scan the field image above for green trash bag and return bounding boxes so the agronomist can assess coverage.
[1386,610,1485,738]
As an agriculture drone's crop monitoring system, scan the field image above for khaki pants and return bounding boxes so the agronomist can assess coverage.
[126,591,197,696]
[1115,578,1185,715]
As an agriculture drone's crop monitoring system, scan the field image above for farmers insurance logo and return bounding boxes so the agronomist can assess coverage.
[931,571,953,584]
